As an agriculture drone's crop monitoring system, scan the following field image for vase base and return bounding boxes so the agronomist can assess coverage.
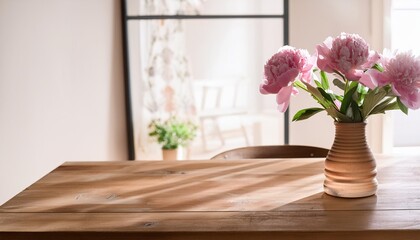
[324,182,377,198]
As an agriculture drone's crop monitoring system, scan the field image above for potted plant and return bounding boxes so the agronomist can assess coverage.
[148,116,197,160]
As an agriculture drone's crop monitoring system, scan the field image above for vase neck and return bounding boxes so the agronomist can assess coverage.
[334,122,367,142]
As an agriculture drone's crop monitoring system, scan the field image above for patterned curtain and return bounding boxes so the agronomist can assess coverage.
[137,0,202,157]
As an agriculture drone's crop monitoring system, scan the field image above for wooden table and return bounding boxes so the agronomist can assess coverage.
[1,155,420,239]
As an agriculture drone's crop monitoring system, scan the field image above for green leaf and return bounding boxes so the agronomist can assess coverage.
[340,84,358,114]
[314,80,323,88]
[372,63,384,72]
[384,85,394,97]
[333,70,346,80]
[293,80,307,91]
[356,84,369,105]
[302,81,351,122]
[370,100,399,115]
[361,88,388,119]
[369,97,393,114]
[334,95,344,102]
[357,83,369,95]
[317,87,334,102]
[348,81,359,91]
[333,78,346,90]
[345,104,353,119]
[292,108,325,121]
[320,71,330,89]
[303,82,331,109]
[350,101,362,122]
[325,106,352,122]
[345,102,363,121]
[397,97,409,115]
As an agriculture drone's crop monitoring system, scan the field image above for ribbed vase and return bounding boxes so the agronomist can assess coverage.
[324,122,378,198]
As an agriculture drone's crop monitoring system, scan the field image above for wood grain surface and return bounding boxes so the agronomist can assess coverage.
[1,155,420,240]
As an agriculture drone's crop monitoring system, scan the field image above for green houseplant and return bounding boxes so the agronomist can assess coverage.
[148,117,197,160]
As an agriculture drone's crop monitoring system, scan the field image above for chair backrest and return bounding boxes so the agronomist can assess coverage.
[211,145,329,160]
[193,78,246,111]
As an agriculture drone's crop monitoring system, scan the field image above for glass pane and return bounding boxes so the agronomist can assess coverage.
[391,0,420,149]
[126,0,284,16]
[392,0,420,9]
[127,18,285,160]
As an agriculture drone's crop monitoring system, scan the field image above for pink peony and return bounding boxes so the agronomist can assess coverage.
[360,51,420,109]
[276,85,299,112]
[260,46,314,112]
[316,33,379,81]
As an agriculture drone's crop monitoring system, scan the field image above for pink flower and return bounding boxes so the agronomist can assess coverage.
[316,33,379,81]
[360,51,420,109]
[260,46,314,112]
[276,85,299,112]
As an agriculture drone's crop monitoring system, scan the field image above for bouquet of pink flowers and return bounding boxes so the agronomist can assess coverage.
[260,32,420,122]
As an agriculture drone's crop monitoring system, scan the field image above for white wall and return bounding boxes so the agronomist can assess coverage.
[289,0,384,151]
[0,0,127,205]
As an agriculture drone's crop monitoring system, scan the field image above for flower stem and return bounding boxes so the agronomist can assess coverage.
[344,79,349,94]
[293,80,309,92]
[334,70,346,81]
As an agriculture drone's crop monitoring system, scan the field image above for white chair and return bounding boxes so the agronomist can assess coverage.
[193,78,253,149]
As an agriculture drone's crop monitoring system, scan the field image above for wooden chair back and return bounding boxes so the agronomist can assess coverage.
[211,145,329,160]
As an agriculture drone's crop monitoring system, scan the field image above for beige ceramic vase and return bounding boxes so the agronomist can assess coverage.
[162,147,186,161]
[324,122,378,198]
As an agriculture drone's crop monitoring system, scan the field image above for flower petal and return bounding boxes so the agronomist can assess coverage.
[276,85,294,113]
[361,50,380,69]
[345,69,364,81]
[391,84,402,97]
[259,83,270,94]
[317,33,372,79]
[301,53,317,82]
[260,68,299,94]
[400,90,420,110]
[359,69,391,89]
[316,41,334,73]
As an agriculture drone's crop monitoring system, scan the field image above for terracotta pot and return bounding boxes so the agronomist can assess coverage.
[162,147,186,161]
[324,122,378,198]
